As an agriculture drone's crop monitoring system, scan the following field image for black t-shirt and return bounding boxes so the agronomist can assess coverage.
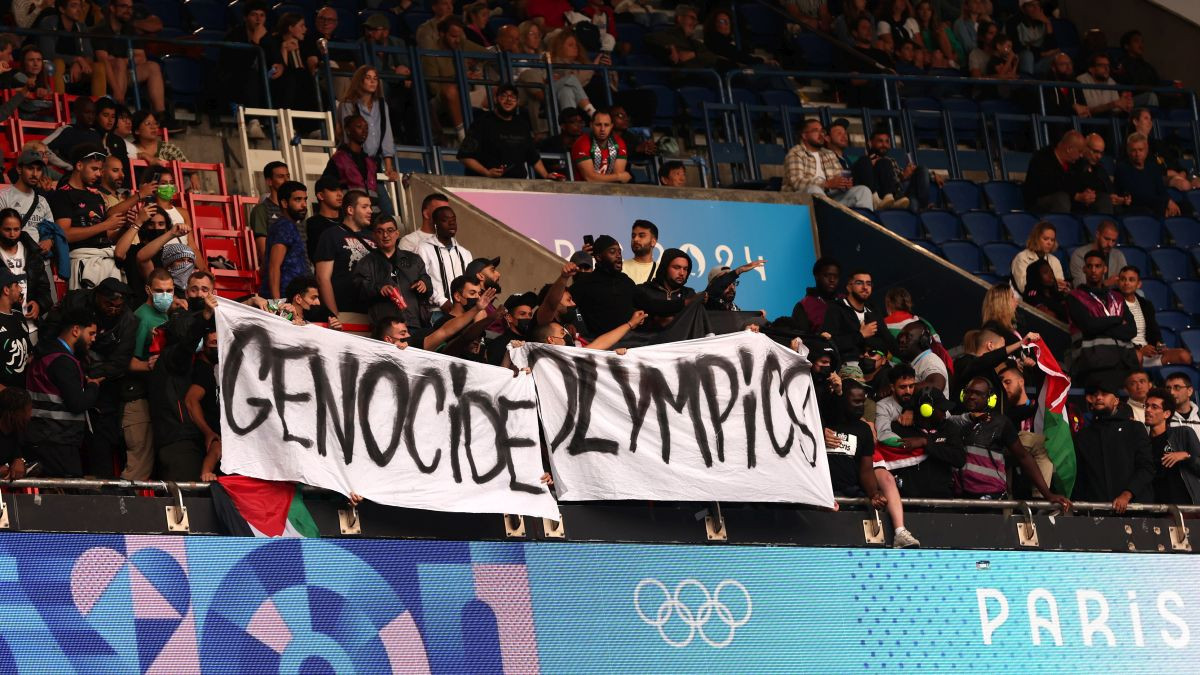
[827,418,873,496]
[0,310,31,389]
[305,215,341,263]
[48,185,110,250]
[457,111,540,179]
[485,328,522,367]
[189,357,220,435]
[1151,432,1192,506]
[313,224,375,313]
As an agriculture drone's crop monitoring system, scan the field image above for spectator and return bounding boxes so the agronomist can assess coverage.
[646,5,720,69]
[1113,31,1161,106]
[0,387,30,478]
[1066,250,1137,382]
[537,106,585,170]
[494,24,520,54]
[91,0,168,124]
[1074,133,1129,214]
[983,33,1019,91]
[308,6,351,74]
[142,166,199,258]
[1007,0,1057,75]
[532,263,583,338]
[43,97,101,172]
[1115,132,1184,218]
[955,376,1069,506]
[571,234,637,337]
[0,207,52,328]
[1010,221,1067,294]
[571,110,632,183]
[1130,109,1199,193]
[951,328,1038,408]
[620,219,658,284]
[485,292,538,365]
[459,84,561,180]
[658,161,687,187]
[314,189,375,321]
[354,214,431,331]
[187,327,222,482]
[52,143,154,290]
[704,8,769,68]
[824,381,875,497]
[875,0,919,44]
[92,99,126,164]
[876,386,965,508]
[305,176,344,261]
[462,1,492,47]
[267,13,323,125]
[852,127,938,211]
[277,275,339,326]
[249,161,291,261]
[323,114,378,197]
[1144,388,1200,506]
[883,287,950,370]
[129,210,190,294]
[914,0,962,68]
[1022,130,1088,214]
[336,66,402,207]
[124,268,178,480]
[261,181,312,300]
[526,308,646,351]
[399,192,449,254]
[632,248,719,335]
[0,265,32,391]
[1019,259,1068,321]
[357,18,417,146]
[220,0,273,135]
[1077,53,1133,118]
[822,269,892,373]
[793,256,841,332]
[130,111,188,170]
[783,119,873,209]
[159,242,199,296]
[1041,52,1089,120]
[416,0,456,49]
[431,276,495,359]
[896,321,948,396]
[1118,265,1191,367]
[37,0,106,96]
[418,206,472,312]
[611,105,657,167]
[0,46,55,121]
[998,364,1056,487]
[420,17,487,141]
[952,0,988,54]
[981,283,1025,346]
[0,148,55,242]
[96,155,126,210]
[705,262,766,312]
[1120,368,1151,423]
[112,106,138,158]
[1068,220,1124,288]
[1073,378,1155,512]
[1166,372,1200,433]
[25,307,100,477]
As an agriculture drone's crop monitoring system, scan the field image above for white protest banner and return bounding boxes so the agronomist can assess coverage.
[515,332,834,506]
[214,299,561,520]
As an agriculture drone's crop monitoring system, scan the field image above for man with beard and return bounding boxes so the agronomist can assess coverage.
[953,376,1071,506]
[314,189,376,321]
[822,269,892,374]
[418,206,472,314]
[1066,250,1137,383]
[50,142,156,289]
[782,119,872,209]
[0,266,32,391]
[354,214,431,332]
[896,322,948,396]
[623,220,658,285]
[875,364,917,446]
[261,181,313,300]
[458,83,562,180]
[571,110,632,184]
[793,257,840,332]
[633,248,701,333]
[43,277,138,476]
[571,235,636,337]
[25,307,101,477]
[1073,377,1155,512]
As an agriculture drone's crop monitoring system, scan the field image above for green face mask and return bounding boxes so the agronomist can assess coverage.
[155,184,177,201]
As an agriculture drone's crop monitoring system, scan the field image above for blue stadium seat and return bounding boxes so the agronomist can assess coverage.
[730,88,758,106]
[1123,215,1166,249]
[332,6,358,40]
[1151,246,1194,281]
[853,207,882,224]
[941,179,982,214]
[793,32,833,70]
[1188,190,1200,215]
[959,211,1001,243]
[1161,327,1180,349]
[1001,212,1038,244]
[977,272,1001,285]
[760,89,800,107]
[616,23,647,54]
[1052,247,1070,275]
[639,85,678,127]
[941,240,986,273]
[982,242,1021,276]
[1179,329,1200,363]
[1159,365,1200,389]
[982,181,1023,213]
[145,0,187,29]
[161,56,205,109]
[879,209,920,239]
[1165,216,1200,248]
[919,210,961,243]
[941,98,980,141]
[678,86,718,123]
[185,0,226,30]
[1157,310,1192,332]
[1171,280,1200,315]
[1040,213,1084,250]
[913,239,942,256]
[737,4,785,51]
[1119,245,1150,278]
[1081,213,1115,239]
[1141,279,1173,312]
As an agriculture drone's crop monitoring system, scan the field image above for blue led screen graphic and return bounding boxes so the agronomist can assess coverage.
[0,533,1194,672]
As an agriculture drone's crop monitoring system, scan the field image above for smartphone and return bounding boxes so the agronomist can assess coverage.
[583,234,594,247]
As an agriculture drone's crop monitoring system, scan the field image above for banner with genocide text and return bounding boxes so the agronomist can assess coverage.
[513,333,835,506]
[214,299,561,520]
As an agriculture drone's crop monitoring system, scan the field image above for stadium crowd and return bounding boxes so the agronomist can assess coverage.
[0,0,1197,547]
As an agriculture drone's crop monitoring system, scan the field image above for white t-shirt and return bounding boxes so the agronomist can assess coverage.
[0,185,53,241]
[399,229,435,254]
[0,241,28,304]
[805,148,826,184]
[1126,299,1147,346]
[913,349,950,397]
[623,258,655,285]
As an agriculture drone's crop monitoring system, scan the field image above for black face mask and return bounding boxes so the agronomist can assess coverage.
[462,297,478,311]
[187,297,206,312]
[562,332,576,347]
[848,404,866,419]
[558,309,577,325]
[0,235,18,250]
[515,318,533,335]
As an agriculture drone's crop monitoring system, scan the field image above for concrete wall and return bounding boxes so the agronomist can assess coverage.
[1060,0,1200,90]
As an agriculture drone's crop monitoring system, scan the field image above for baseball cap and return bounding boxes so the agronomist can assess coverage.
[465,256,501,279]
[363,13,389,29]
[707,265,732,283]
[95,277,133,298]
[504,291,539,312]
[0,266,26,287]
[315,175,345,193]
[17,148,45,167]
[568,250,593,270]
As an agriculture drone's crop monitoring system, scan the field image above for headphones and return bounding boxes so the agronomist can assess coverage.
[911,326,933,353]
[960,379,999,409]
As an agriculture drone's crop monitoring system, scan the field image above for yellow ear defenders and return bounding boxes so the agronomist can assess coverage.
[960,386,998,409]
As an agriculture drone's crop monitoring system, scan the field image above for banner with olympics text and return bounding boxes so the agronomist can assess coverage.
[513,333,835,506]
[214,299,561,520]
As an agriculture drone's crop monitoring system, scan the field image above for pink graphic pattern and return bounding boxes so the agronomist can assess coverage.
[473,564,540,674]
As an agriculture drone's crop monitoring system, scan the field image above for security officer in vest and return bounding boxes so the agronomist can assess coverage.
[25,308,102,477]
[954,376,1072,510]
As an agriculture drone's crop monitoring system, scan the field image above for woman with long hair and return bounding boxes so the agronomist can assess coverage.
[913,0,963,68]
[876,0,920,44]
[981,282,1022,345]
[546,30,600,116]
[1011,221,1069,294]
[337,66,400,188]
[268,13,322,126]
[835,0,874,43]
[967,20,998,78]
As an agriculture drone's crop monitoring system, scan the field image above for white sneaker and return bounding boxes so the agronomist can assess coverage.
[247,119,266,140]
[893,528,921,548]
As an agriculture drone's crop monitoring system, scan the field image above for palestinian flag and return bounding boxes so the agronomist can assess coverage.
[1030,339,1076,495]
[211,475,320,538]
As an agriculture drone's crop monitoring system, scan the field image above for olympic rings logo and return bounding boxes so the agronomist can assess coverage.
[633,578,752,648]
